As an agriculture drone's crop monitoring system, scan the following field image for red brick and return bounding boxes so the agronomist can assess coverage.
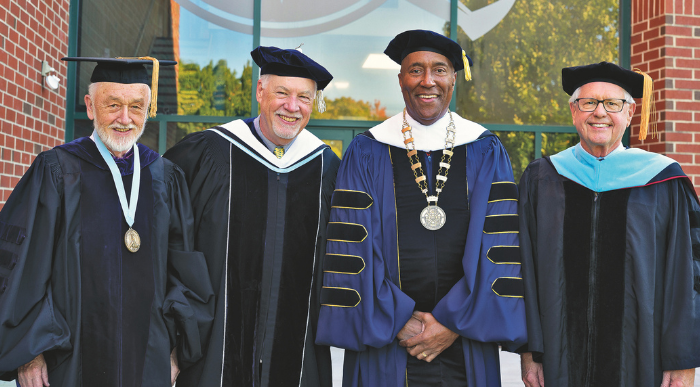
[666,68,694,78]
[663,90,693,100]
[664,132,694,141]
[676,144,700,153]
[676,16,700,26]
[666,110,694,120]
[676,58,700,67]
[676,37,700,46]
[666,25,694,36]
[667,153,693,163]
[644,50,661,61]
[676,122,700,131]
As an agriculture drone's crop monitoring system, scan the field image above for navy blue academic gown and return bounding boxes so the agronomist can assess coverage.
[519,148,700,386]
[0,137,214,387]
[316,124,527,387]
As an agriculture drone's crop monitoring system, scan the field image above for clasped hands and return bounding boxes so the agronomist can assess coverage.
[396,311,459,363]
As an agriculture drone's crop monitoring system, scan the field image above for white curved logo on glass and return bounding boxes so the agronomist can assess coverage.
[174,0,515,40]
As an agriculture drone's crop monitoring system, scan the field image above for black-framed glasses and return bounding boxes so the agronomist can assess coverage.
[574,98,628,113]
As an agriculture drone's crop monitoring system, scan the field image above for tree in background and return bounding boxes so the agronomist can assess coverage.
[311,97,387,121]
[452,0,618,180]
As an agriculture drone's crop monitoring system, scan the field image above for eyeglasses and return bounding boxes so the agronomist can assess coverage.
[574,98,628,113]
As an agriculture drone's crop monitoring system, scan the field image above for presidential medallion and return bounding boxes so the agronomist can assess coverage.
[420,205,446,230]
[125,227,141,253]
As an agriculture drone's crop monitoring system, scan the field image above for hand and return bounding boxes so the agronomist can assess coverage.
[170,348,180,386]
[660,369,695,387]
[17,354,49,387]
[398,311,459,362]
[521,352,544,387]
[396,315,424,341]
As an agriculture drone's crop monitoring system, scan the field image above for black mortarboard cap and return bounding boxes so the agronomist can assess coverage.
[562,61,644,98]
[251,46,333,91]
[62,57,177,117]
[562,61,656,141]
[384,29,472,75]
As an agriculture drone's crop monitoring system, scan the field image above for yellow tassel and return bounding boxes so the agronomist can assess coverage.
[633,68,656,141]
[116,56,160,118]
[462,50,472,81]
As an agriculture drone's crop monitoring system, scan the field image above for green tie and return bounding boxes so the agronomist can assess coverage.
[274,146,285,159]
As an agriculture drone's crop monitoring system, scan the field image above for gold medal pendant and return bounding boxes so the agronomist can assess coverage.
[125,227,141,253]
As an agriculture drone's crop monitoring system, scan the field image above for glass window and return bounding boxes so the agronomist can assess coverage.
[259,0,450,121]
[455,0,620,126]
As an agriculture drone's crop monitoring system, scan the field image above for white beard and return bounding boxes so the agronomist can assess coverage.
[94,121,144,154]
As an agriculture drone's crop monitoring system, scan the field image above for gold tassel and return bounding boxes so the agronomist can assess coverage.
[633,68,657,141]
[117,56,160,118]
[462,50,472,81]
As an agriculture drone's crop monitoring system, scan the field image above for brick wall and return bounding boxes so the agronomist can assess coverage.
[0,0,70,209]
[630,0,700,193]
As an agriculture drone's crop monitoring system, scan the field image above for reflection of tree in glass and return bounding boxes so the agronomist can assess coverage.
[311,97,388,121]
[177,59,253,135]
[453,0,618,126]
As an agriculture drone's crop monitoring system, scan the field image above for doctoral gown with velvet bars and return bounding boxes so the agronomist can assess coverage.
[519,156,700,387]
[0,137,214,387]
[163,118,340,387]
[316,128,527,387]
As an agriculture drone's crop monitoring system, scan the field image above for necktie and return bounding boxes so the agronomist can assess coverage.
[274,146,285,159]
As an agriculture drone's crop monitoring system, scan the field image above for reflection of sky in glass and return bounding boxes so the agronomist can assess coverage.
[179,7,253,72]
[178,0,448,117]
[262,0,448,116]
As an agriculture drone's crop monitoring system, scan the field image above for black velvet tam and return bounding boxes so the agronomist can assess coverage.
[61,57,177,84]
[251,46,333,90]
[562,61,644,97]
[384,29,472,70]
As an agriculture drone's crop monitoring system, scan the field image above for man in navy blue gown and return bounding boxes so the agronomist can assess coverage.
[316,29,527,387]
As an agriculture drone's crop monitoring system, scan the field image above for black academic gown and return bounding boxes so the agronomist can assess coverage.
[0,137,214,387]
[519,157,700,387]
[163,118,339,387]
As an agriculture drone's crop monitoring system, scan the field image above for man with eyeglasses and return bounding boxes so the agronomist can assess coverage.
[519,62,700,387]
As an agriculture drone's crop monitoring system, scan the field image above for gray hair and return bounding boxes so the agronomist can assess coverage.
[569,86,634,104]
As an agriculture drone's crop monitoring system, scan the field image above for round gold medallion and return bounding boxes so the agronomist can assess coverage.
[125,227,141,253]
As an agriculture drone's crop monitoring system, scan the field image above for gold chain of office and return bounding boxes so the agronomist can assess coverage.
[401,108,456,230]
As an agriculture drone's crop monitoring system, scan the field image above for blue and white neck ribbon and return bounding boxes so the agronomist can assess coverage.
[93,131,140,228]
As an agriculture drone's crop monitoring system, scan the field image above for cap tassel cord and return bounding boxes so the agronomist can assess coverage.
[633,68,656,141]
[116,56,160,118]
[462,50,472,81]
[316,89,326,113]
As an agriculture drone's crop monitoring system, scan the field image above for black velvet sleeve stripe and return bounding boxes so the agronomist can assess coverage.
[488,182,518,203]
[320,287,361,307]
[693,244,700,261]
[492,277,524,298]
[483,214,519,234]
[690,211,700,229]
[327,222,368,243]
[0,276,7,295]
[694,276,700,294]
[331,190,373,210]
[324,254,365,274]
[487,246,521,264]
[0,249,17,270]
[0,221,26,245]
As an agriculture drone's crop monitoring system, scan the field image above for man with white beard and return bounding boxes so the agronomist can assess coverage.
[0,57,214,387]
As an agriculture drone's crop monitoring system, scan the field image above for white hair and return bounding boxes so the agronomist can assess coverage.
[569,86,634,104]
[258,73,317,95]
